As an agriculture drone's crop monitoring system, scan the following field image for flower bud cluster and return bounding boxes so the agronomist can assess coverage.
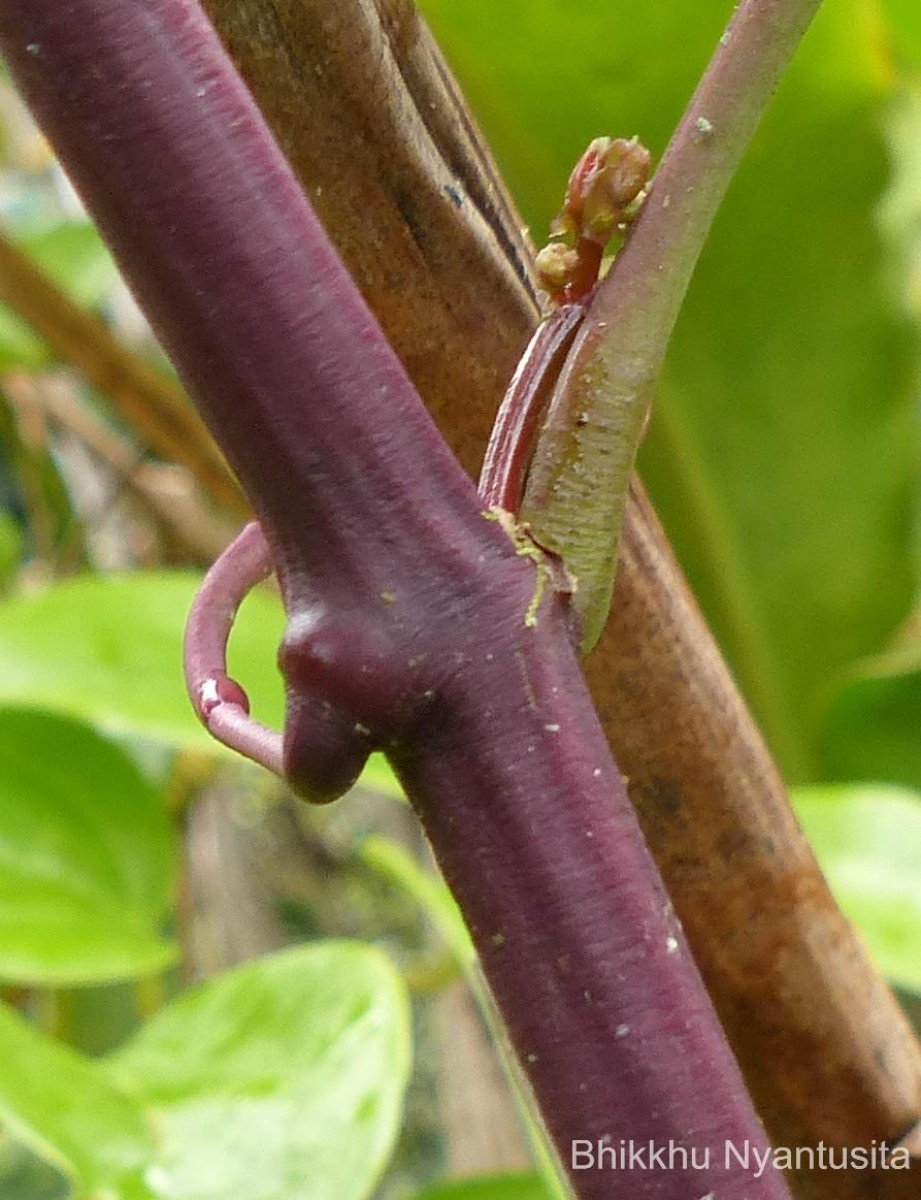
[536,136,651,303]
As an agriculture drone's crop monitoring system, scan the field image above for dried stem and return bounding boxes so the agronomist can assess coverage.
[15,374,236,561]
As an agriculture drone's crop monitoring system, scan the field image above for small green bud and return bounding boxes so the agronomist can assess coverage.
[562,136,651,245]
[535,242,581,294]
[536,135,652,303]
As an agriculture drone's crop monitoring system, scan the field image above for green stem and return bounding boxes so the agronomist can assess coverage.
[359,835,572,1200]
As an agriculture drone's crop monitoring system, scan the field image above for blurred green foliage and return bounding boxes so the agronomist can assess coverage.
[793,783,921,991]
[106,944,411,1200]
[0,945,409,1200]
[0,709,176,984]
[413,1176,550,1200]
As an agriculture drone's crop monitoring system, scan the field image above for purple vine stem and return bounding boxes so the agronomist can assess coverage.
[0,2,793,1196]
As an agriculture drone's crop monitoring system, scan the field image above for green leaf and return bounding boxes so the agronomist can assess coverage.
[880,0,921,68]
[792,783,921,991]
[0,999,153,1199]
[877,90,921,328]
[0,1139,69,1200]
[0,306,49,369]
[819,642,921,790]
[106,943,411,1200]
[414,1175,551,1200]
[0,708,176,984]
[419,0,920,779]
[0,572,404,796]
[21,221,117,308]
[0,572,283,749]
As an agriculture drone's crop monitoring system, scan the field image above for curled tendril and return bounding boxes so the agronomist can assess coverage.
[185,138,651,780]
[183,521,284,776]
[184,312,584,776]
